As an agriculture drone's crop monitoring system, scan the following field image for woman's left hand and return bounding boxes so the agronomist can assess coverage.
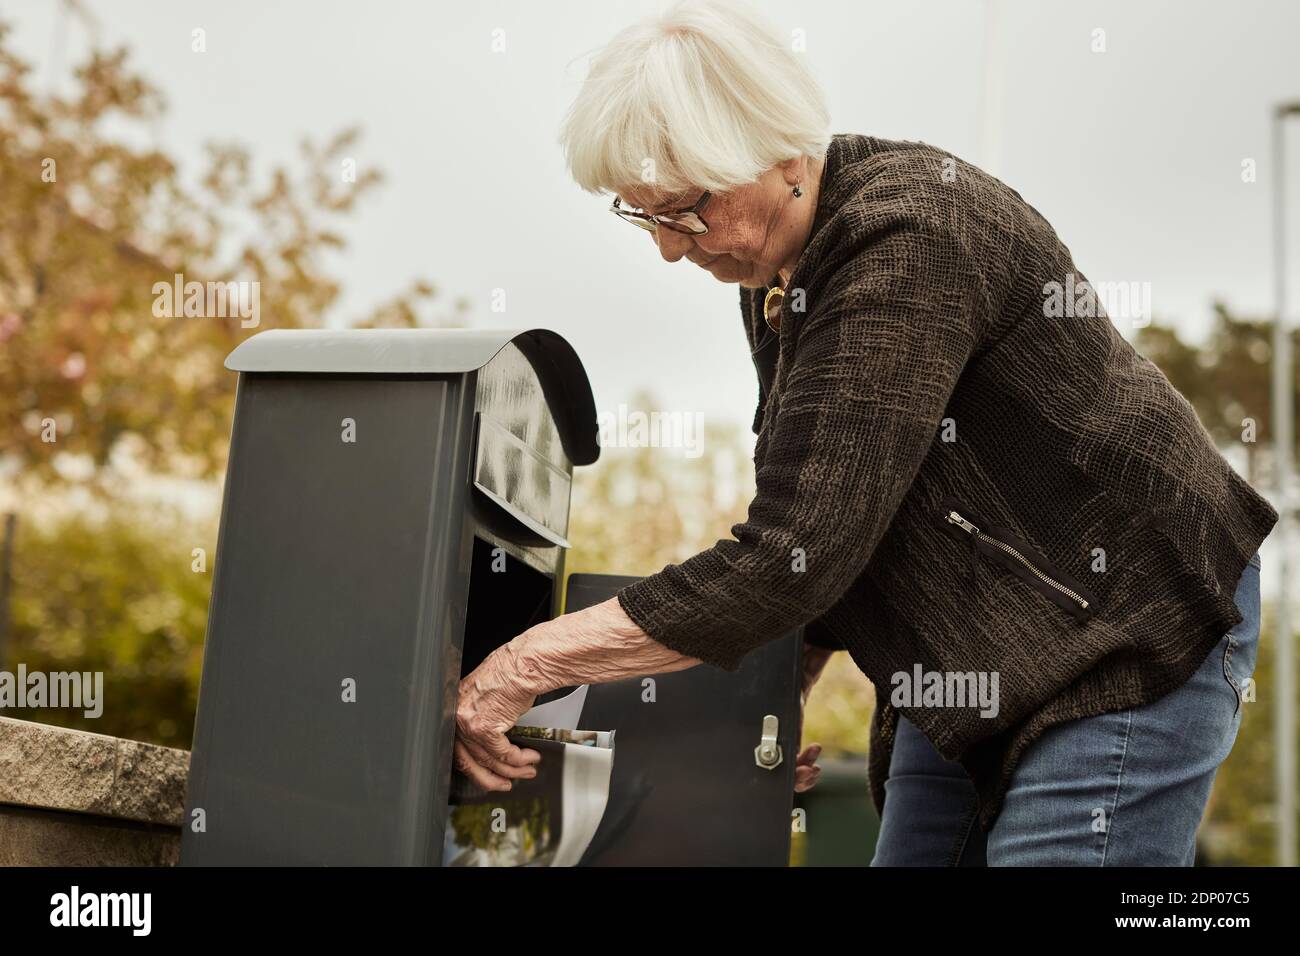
[794,641,834,793]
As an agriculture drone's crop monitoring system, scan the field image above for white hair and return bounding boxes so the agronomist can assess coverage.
[558,0,831,198]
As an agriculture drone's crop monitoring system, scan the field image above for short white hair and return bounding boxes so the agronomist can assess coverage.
[558,0,831,198]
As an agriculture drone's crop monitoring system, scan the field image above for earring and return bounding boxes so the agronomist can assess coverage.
[792,182,803,198]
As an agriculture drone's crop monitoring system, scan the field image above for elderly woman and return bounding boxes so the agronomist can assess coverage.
[454,0,1277,866]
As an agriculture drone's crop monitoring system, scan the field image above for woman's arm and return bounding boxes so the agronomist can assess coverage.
[453,597,700,791]
[510,597,701,690]
[455,598,839,792]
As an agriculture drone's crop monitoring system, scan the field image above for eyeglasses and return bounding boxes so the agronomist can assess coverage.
[610,190,711,235]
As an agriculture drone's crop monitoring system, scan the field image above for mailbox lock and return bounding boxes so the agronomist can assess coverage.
[754,714,782,770]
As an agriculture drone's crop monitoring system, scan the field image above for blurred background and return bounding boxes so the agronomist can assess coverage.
[0,0,1297,865]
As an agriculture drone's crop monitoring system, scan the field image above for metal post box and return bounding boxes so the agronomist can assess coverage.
[182,328,802,866]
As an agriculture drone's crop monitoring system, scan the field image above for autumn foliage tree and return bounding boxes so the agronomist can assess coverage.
[0,20,463,494]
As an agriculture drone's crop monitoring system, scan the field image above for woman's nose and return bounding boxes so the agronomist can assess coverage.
[654,228,694,263]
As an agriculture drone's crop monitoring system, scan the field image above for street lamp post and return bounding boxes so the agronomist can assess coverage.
[1272,100,1300,868]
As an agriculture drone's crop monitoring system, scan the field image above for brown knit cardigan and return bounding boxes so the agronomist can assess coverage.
[615,132,1278,831]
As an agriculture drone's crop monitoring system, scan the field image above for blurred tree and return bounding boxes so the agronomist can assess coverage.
[0,20,467,495]
[566,388,754,579]
[4,503,213,748]
[1135,302,1296,486]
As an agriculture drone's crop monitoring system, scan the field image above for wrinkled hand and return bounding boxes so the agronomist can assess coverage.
[794,642,835,793]
[454,598,698,792]
[454,642,542,792]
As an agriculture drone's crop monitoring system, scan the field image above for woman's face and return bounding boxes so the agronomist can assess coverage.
[616,160,812,289]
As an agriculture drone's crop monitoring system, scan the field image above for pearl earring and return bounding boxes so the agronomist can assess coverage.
[792,183,803,198]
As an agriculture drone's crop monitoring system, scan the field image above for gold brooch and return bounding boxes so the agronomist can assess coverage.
[763,285,785,332]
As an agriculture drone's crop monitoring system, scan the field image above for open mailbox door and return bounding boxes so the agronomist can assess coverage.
[566,573,803,867]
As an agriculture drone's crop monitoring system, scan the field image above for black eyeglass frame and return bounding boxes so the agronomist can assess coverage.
[610,191,712,235]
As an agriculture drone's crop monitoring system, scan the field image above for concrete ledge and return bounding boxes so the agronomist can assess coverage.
[0,804,181,866]
[0,716,189,826]
[0,717,188,865]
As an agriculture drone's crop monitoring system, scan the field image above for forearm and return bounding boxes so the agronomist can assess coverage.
[501,597,701,697]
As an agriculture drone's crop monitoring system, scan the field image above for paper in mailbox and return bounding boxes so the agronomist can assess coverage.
[516,684,588,731]
[442,686,614,867]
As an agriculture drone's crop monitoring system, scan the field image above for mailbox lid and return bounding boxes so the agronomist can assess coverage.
[225,328,601,466]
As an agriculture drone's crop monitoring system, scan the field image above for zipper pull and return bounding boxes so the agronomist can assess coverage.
[946,509,983,581]
[946,510,979,535]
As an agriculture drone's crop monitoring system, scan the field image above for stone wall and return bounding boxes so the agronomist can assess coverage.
[0,716,188,866]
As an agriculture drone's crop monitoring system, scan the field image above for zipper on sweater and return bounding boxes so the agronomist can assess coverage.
[946,509,1091,611]
[937,496,1098,623]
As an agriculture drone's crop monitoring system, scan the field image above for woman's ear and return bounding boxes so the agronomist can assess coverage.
[778,156,805,186]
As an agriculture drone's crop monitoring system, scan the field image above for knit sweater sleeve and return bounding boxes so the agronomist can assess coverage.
[615,198,989,671]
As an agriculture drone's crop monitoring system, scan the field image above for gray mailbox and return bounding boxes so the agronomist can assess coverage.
[182,328,802,866]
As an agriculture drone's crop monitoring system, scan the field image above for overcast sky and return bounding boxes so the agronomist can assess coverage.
[7,0,1300,444]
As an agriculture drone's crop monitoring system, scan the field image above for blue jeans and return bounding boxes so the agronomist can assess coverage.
[871,550,1263,866]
